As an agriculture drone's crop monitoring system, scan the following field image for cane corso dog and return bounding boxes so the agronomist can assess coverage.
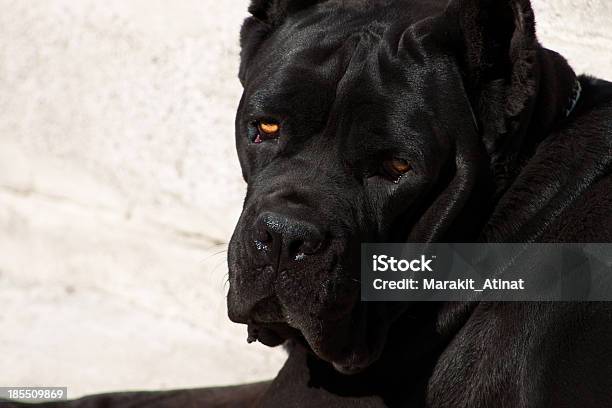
[4,0,611,407]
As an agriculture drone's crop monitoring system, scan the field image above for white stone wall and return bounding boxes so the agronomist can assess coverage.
[0,0,610,398]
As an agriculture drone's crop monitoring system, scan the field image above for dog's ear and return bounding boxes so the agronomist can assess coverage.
[404,0,537,240]
[239,1,324,84]
[441,0,539,159]
[248,0,322,27]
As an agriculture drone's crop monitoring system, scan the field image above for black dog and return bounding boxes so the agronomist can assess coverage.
[4,0,611,407]
[225,0,612,406]
[228,0,612,407]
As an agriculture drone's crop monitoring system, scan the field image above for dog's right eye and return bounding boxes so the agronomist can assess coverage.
[250,120,281,144]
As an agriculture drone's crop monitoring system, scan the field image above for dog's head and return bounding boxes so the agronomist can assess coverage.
[228,0,540,374]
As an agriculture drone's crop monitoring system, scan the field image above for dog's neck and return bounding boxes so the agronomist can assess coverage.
[525,48,581,145]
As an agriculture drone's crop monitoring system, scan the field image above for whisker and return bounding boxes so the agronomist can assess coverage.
[202,249,228,263]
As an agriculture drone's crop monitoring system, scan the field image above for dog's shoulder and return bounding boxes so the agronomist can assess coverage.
[543,76,612,241]
[484,76,612,242]
[560,76,612,153]
[543,172,612,241]
[576,75,612,120]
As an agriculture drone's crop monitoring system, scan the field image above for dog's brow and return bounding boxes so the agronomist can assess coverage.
[329,32,381,110]
[244,35,366,119]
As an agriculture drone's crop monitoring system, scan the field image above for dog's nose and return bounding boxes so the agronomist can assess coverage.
[253,212,324,267]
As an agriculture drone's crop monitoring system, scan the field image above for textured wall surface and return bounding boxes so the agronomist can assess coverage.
[0,0,610,398]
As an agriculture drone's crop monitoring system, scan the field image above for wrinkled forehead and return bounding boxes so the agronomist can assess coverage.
[243,14,440,130]
[242,13,381,112]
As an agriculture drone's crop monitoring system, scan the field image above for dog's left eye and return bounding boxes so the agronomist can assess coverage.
[251,120,281,144]
[381,158,411,182]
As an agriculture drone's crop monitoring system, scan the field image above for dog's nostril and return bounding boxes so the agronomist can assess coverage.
[289,240,321,261]
[253,227,273,251]
[288,240,304,257]
[256,228,272,243]
[299,239,322,255]
[252,212,325,265]
[288,238,323,261]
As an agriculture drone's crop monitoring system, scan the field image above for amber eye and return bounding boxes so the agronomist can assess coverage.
[253,121,280,143]
[259,122,279,134]
[381,158,411,181]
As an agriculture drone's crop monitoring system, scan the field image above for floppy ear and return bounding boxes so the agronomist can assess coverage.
[239,0,324,84]
[442,0,539,160]
[248,0,323,27]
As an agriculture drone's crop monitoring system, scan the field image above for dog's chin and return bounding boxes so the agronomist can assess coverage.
[306,333,383,376]
[292,310,389,376]
[245,309,386,375]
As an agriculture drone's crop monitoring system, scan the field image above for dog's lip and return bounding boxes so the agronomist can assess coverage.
[246,320,301,347]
